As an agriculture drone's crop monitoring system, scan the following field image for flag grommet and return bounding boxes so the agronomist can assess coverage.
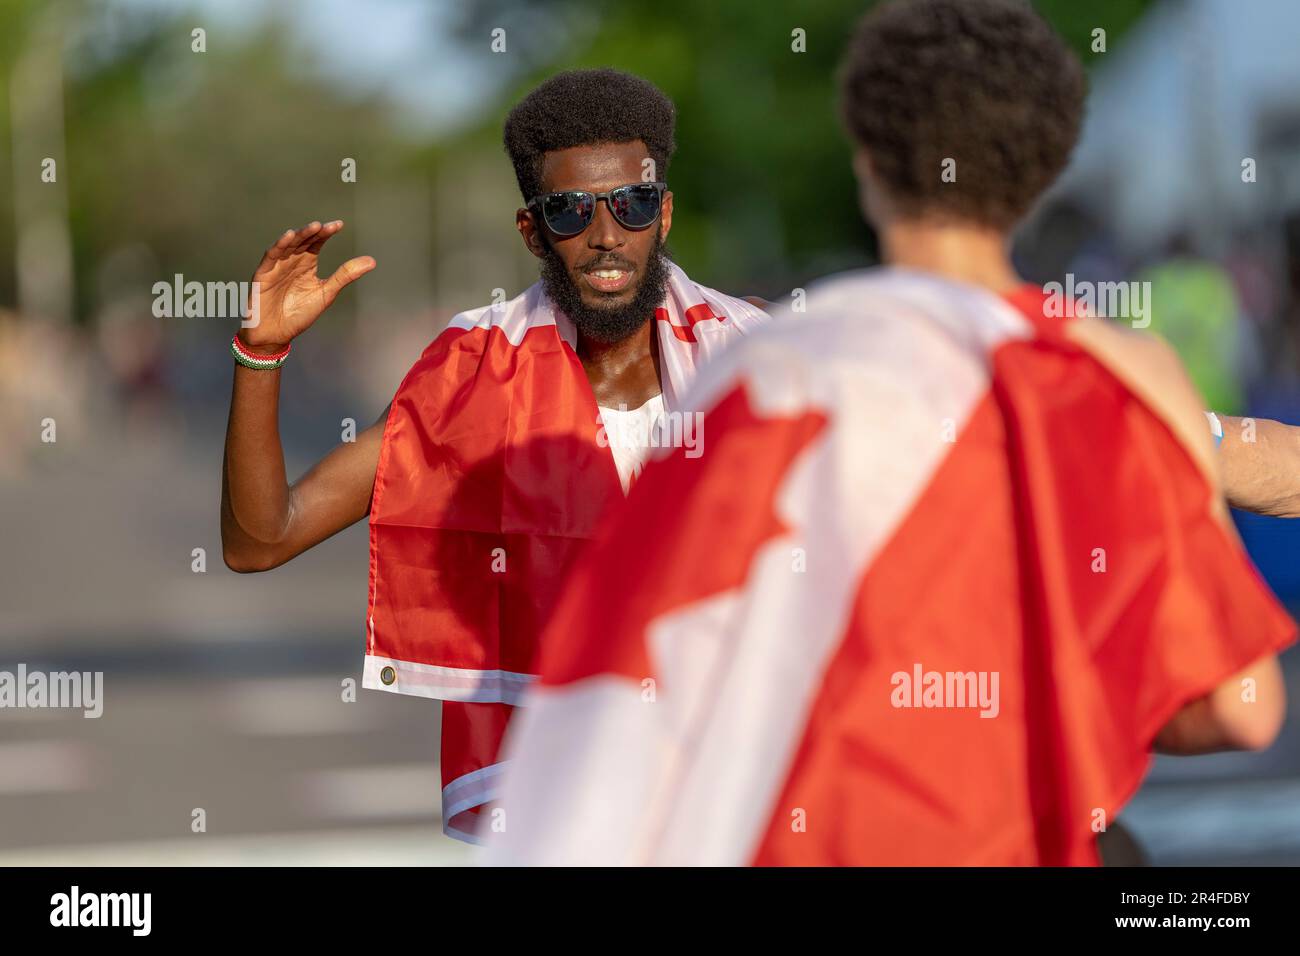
[380,666,396,686]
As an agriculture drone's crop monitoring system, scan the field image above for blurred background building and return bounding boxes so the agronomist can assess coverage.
[1,0,1298,864]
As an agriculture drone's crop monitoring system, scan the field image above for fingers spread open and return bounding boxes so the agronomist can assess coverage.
[257,221,344,276]
[305,220,345,255]
[285,221,325,257]
[257,228,298,269]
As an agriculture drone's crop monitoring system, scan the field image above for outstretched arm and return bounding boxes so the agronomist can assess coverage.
[221,399,387,572]
[1216,414,1300,518]
[1065,319,1288,755]
[220,220,381,572]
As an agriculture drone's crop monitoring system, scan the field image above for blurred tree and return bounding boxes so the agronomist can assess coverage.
[2,2,435,329]
[447,0,1156,297]
[0,0,1158,324]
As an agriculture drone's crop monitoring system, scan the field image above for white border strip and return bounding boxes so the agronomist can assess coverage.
[362,655,536,705]
[441,761,509,845]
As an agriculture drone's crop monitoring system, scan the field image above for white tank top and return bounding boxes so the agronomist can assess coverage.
[598,394,666,494]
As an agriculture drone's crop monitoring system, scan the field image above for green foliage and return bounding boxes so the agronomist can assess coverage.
[464,0,1154,296]
[0,0,1155,320]
[2,3,429,325]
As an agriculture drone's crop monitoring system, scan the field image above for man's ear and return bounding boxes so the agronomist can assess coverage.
[659,190,673,243]
[516,208,547,259]
[851,148,874,185]
[851,148,887,228]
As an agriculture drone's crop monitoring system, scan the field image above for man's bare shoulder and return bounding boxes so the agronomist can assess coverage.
[1065,316,1222,497]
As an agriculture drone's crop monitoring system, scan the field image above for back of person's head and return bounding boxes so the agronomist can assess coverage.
[839,0,1086,231]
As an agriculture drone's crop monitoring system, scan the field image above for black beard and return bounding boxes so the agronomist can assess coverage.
[539,234,671,344]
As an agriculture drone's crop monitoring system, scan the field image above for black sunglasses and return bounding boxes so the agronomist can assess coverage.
[527,181,667,237]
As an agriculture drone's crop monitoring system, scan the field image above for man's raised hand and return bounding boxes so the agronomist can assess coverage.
[241,220,375,352]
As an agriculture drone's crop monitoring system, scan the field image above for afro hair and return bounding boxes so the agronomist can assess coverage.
[839,0,1087,229]
[503,68,677,202]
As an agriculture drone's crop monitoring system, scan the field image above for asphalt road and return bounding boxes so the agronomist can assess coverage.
[2,631,1298,866]
[3,422,1300,865]
[0,647,472,865]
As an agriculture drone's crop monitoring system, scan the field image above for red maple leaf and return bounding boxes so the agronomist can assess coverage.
[536,380,829,686]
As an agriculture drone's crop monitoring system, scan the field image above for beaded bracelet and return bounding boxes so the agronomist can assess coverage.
[231,334,291,370]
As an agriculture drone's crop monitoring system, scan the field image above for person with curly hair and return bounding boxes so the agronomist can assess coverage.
[839,0,1300,518]
[219,68,768,843]
[221,3,1296,857]
[485,0,1294,866]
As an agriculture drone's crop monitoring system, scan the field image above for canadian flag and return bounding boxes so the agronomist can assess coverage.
[362,260,767,841]
[483,268,1295,866]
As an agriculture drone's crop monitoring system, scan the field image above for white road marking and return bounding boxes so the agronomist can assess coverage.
[221,677,377,736]
[0,740,93,794]
[296,763,440,821]
[0,825,473,866]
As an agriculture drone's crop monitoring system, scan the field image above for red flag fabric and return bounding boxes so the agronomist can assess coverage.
[484,268,1296,865]
[363,262,767,841]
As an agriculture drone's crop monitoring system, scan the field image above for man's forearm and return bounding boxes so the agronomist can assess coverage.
[1218,415,1300,517]
[222,363,292,553]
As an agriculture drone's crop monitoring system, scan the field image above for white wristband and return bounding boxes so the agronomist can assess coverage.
[1206,411,1223,448]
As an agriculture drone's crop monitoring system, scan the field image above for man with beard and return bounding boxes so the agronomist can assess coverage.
[484,0,1296,866]
[224,60,1298,854]
[219,69,765,842]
